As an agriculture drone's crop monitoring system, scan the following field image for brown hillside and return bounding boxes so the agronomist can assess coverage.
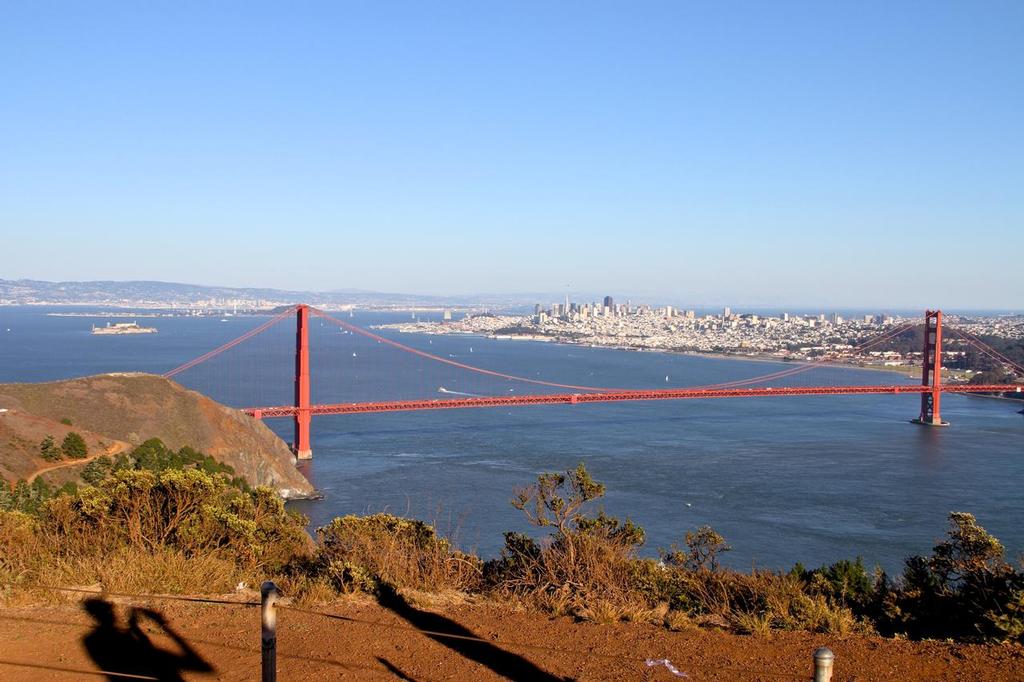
[0,374,314,498]
[0,409,127,483]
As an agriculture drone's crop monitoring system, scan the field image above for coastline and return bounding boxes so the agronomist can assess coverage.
[379,326,1022,402]
[385,326,926,380]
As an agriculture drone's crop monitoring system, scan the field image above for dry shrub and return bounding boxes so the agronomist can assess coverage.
[577,599,625,625]
[532,586,573,617]
[37,547,240,595]
[664,609,696,631]
[488,464,649,622]
[36,470,311,574]
[488,526,645,621]
[698,571,867,636]
[272,573,340,607]
[732,610,773,636]
[0,511,47,599]
[316,514,482,593]
[2,468,312,604]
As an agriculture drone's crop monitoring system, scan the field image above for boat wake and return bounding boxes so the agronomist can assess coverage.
[438,387,480,397]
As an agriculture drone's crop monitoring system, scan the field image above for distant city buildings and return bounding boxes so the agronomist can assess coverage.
[376,300,1023,377]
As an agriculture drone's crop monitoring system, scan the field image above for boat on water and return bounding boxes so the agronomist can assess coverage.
[91,321,157,335]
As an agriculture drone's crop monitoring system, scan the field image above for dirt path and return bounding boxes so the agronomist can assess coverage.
[0,595,1021,680]
[26,443,127,483]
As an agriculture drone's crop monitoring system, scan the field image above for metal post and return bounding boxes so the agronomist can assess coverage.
[813,647,834,682]
[261,581,279,682]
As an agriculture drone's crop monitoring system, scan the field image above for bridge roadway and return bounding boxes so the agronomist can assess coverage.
[244,383,1023,418]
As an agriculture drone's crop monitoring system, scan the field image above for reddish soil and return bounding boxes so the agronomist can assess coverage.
[0,407,125,483]
[27,442,128,483]
[1,594,1021,681]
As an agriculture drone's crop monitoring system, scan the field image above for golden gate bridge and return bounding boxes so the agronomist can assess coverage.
[163,306,1023,459]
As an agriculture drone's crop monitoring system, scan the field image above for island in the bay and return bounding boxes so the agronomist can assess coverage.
[90,321,159,335]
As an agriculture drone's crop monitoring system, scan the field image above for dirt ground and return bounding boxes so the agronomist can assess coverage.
[1,592,1022,681]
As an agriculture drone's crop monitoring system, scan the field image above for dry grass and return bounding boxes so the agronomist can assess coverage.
[39,548,241,596]
[317,514,483,594]
[664,609,697,631]
[732,610,774,636]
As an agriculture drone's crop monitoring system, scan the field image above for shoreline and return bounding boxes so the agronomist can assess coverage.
[381,327,1023,401]
[388,327,925,379]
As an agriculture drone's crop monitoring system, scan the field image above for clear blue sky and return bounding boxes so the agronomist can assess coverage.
[2,2,1021,308]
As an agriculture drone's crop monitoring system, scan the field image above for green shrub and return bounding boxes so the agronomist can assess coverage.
[883,512,1024,642]
[39,435,61,461]
[81,456,113,485]
[663,525,732,572]
[61,432,88,459]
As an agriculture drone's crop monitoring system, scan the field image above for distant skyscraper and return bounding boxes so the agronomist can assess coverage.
[723,307,731,318]
[603,296,614,309]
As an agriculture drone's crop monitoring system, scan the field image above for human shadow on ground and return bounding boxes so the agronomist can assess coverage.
[377,656,418,681]
[375,584,566,681]
[81,598,214,682]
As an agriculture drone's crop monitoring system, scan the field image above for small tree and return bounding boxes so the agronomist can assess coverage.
[497,463,645,609]
[664,525,732,571]
[61,432,88,460]
[39,435,62,461]
[81,456,114,485]
[512,463,606,536]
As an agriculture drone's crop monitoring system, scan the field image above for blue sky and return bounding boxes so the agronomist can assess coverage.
[1,2,1021,308]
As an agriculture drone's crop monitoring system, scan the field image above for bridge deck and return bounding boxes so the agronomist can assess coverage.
[244,384,1022,418]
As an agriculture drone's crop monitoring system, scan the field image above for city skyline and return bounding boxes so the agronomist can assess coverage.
[2,3,1022,308]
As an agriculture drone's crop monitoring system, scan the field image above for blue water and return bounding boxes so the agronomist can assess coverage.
[1,306,1021,573]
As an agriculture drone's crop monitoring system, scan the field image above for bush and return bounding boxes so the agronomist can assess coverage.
[883,512,1024,642]
[0,467,312,598]
[81,456,113,485]
[39,435,61,462]
[61,432,88,459]
[663,526,732,572]
[316,513,481,593]
[112,439,249,491]
[487,463,647,619]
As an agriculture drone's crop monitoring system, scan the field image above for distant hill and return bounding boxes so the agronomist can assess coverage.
[0,278,550,308]
[0,278,596,310]
[0,374,315,498]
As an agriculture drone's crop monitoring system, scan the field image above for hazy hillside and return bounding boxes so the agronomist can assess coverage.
[0,374,314,498]
[0,409,128,484]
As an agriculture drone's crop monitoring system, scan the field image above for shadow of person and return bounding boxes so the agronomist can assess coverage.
[375,584,565,682]
[81,598,214,682]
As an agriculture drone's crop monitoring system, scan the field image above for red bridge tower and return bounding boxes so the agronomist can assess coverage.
[913,309,949,427]
[294,304,313,458]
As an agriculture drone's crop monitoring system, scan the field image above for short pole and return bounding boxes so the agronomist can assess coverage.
[261,581,280,682]
[813,647,834,682]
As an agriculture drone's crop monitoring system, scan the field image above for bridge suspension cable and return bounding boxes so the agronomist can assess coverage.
[946,326,1024,377]
[690,320,920,390]
[162,305,298,379]
[308,307,617,392]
